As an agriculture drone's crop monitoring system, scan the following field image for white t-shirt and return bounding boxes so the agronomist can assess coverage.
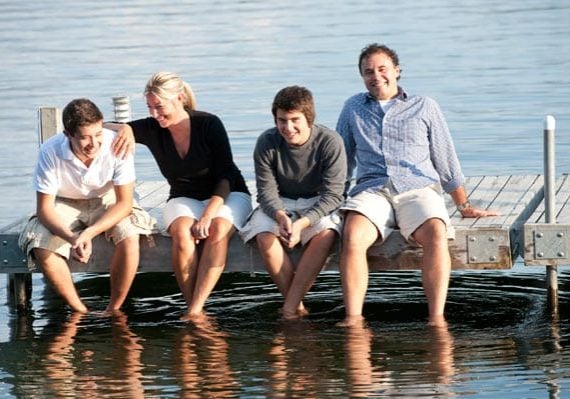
[379,98,396,113]
[34,129,136,199]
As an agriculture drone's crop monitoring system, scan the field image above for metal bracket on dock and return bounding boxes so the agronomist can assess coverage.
[0,235,28,272]
[466,232,502,264]
[526,225,569,262]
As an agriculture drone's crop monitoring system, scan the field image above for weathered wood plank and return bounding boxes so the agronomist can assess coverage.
[38,107,61,142]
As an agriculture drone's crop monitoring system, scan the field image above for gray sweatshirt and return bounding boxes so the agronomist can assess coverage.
[254,124,347,225]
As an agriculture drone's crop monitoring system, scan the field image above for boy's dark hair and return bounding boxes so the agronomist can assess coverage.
[62,98,103,136]
[271,86,315,126]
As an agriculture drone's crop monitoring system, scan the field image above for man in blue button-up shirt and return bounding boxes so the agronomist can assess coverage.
[336,43,496,327]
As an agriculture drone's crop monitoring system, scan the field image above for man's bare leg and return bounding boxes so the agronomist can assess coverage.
[338,212,379,327]
[412,218,451,327]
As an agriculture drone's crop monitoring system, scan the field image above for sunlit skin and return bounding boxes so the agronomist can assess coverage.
[275,109,312,147]
[146,92,187,129]
[360,52,401,101]
[65,122,104,166]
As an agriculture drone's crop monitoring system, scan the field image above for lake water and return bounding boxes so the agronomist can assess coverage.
[1,0,570,397]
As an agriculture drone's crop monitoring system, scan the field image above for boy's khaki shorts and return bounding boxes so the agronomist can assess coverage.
[18,194,157,270]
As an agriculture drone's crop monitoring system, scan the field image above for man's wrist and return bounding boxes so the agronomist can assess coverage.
[456,201,471,213]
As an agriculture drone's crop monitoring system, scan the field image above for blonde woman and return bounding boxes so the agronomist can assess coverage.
[108,72,251,321]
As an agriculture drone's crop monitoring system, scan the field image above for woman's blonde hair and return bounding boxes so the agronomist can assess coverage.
[144,71,197,110]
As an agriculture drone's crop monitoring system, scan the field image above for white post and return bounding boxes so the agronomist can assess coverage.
[544,115,558,314]
[112,96,131,122]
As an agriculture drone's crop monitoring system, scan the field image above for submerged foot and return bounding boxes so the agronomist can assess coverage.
[336,315,366,328]
[279,306,309,321]
[181,310,208,323]
[427,315,448,328]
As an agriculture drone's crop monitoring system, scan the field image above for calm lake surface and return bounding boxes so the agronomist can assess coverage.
[1,0,570,397]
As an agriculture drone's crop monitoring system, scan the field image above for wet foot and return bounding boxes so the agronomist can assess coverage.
[336,315,366,328]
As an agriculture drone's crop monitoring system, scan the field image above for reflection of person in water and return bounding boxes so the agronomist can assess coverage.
[344,323,394,397]
[41,311,145,398]
[172,314,238,397]
[267,322,340,397]
[342,322,456,397]
[425,323,456,385]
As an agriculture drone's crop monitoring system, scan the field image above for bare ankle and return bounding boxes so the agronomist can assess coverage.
[336,315,365,328]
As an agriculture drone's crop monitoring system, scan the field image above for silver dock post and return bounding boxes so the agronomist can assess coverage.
[543,115,558,314]
[112,96,131,122]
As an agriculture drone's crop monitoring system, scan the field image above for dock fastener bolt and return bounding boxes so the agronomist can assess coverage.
[469,236,476,242]
[558,252,565,257]
[470,256,477,262]
[557,232,564,238]
[536,232,544,238]
[489,256,497,261]
[537,252,544,257]
[488,236,496,242]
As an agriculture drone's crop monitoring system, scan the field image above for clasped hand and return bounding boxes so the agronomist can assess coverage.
[276,213,303,249]
[70,232,93,264]
[191,217,212,243]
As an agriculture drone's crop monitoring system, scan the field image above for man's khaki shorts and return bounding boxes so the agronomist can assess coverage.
[340,185,454,242]
[18,194,157,270]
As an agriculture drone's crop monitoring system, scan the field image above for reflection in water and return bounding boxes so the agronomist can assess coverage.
[425,324,457,386]
[1,272,570,398]
[267,321,337,398]
[264,319,457,398]
[39,311,145,398]
[172,314,238,398]
[346,322,457,398]
[343,322,391,398]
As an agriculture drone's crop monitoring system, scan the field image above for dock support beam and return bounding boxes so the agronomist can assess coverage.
[544,115,558,314]
[8,274,31,311]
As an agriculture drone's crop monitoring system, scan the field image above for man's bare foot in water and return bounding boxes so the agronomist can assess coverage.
[336,315,366,328]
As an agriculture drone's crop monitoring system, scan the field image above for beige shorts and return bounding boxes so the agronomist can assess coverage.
[18,194,157,269]
[162,192,253,232]
[340,185,453,242]
[240,196,343,246]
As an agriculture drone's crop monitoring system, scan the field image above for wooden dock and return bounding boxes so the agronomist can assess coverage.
[0,174,553,275]
[1,107,568,310]
[2,173,565,309]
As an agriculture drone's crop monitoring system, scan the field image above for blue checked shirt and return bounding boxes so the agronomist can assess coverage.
[336,87,465,197]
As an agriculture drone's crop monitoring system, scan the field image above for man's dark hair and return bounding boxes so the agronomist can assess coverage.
[62,98,104,136]
[271,86,316,126]
[358,43,401,79]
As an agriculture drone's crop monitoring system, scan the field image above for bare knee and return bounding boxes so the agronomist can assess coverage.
[342,213,378,251]
[169,218,194,251]
[115,234,139,250]
[309,229,337,247]
[33,247,62,266]
[256,231,279,251]
[413,218,447,247]
[206,219,234,245]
